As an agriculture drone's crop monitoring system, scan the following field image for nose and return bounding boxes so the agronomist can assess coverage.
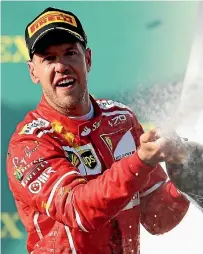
[54,59,69,73]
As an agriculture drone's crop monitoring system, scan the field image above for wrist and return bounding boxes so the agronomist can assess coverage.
[126,151,156,176]
[137,148,157,168]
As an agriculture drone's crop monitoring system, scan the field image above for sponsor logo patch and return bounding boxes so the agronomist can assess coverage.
[28,11,77,38]
[13,157,45,182]
[108,115,127,127]
[104,136,113,151]
[24,141,40,158]
[79,149,97,169]
[101,136,113,151]
[81,120,101,137]
[12,141,40,181]
[28,167,56,194]
[97,100,131,110]
[13,166,25,182]
[81,127,91,137]
[65,151,80,167]
[19,118,50,135]
[113,129,136,161]
[115,151,134,161]
[37,128,54,138]
[100,129,126,155]
[21,159,49,187]
[62,144,102,176]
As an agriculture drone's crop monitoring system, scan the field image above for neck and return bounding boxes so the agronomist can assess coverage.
[44,95,91,117]
[65,100,91,117]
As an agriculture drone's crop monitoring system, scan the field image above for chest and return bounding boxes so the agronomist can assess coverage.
[61,116,137,178]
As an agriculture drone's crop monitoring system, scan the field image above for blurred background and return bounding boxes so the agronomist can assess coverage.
[1,1,203,253]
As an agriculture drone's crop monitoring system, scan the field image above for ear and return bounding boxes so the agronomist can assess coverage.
[85,48,92,72]
[27,60,40,84]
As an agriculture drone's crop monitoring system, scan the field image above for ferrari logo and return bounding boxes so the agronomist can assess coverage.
[104,136,113,151]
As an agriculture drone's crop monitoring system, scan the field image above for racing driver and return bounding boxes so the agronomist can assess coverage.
[7,7,190,254]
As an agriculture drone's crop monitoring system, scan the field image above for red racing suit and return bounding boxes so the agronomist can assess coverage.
[7,96,189,254]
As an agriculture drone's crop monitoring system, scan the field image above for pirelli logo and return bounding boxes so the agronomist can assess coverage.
[28,11,77,38]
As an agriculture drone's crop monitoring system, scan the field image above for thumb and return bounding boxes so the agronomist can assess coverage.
[140,128,160,143]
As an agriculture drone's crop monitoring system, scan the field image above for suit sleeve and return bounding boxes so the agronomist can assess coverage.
[7,134,155,232]
[130,112,190,235]
[140,179,189,235]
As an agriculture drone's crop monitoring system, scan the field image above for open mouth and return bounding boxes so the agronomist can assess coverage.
[56,78,76,88]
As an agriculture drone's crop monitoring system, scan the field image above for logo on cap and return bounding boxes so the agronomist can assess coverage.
[28,11,77,38]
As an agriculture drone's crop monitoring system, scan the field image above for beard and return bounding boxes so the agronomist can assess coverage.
[43,84,89,116]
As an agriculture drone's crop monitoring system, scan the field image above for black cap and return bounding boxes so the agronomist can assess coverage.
[25,7,87,58]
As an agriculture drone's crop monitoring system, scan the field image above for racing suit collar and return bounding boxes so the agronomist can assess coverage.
[36,95,102,137]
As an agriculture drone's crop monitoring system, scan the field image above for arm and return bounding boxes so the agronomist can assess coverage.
[129,115,189,234]
[7,135,155,232]
[140,164,189,235]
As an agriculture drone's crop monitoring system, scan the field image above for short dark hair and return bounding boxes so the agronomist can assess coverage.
[31,30,86,59]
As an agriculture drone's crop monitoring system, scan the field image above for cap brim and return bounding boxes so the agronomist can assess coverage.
[30,27,85,56]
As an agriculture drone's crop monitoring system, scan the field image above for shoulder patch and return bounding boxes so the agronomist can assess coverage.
[19,118,50,135]
[97,99,131,111]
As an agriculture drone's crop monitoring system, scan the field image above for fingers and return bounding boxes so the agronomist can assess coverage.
[140,128,160,143]
[139,129,189,165]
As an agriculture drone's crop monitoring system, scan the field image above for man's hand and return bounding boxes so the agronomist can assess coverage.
[137,129,188,167]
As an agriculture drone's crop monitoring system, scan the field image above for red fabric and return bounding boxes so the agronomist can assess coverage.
[7,96,189,254]
[140,181,189,235]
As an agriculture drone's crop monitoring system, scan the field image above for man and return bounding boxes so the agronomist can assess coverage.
[7,7,189,254]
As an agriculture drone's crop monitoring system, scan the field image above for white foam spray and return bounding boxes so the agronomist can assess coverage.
[133,3,203,254]
[173,1,203,144]
[124,2,203,148]
[119,2,203,213]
